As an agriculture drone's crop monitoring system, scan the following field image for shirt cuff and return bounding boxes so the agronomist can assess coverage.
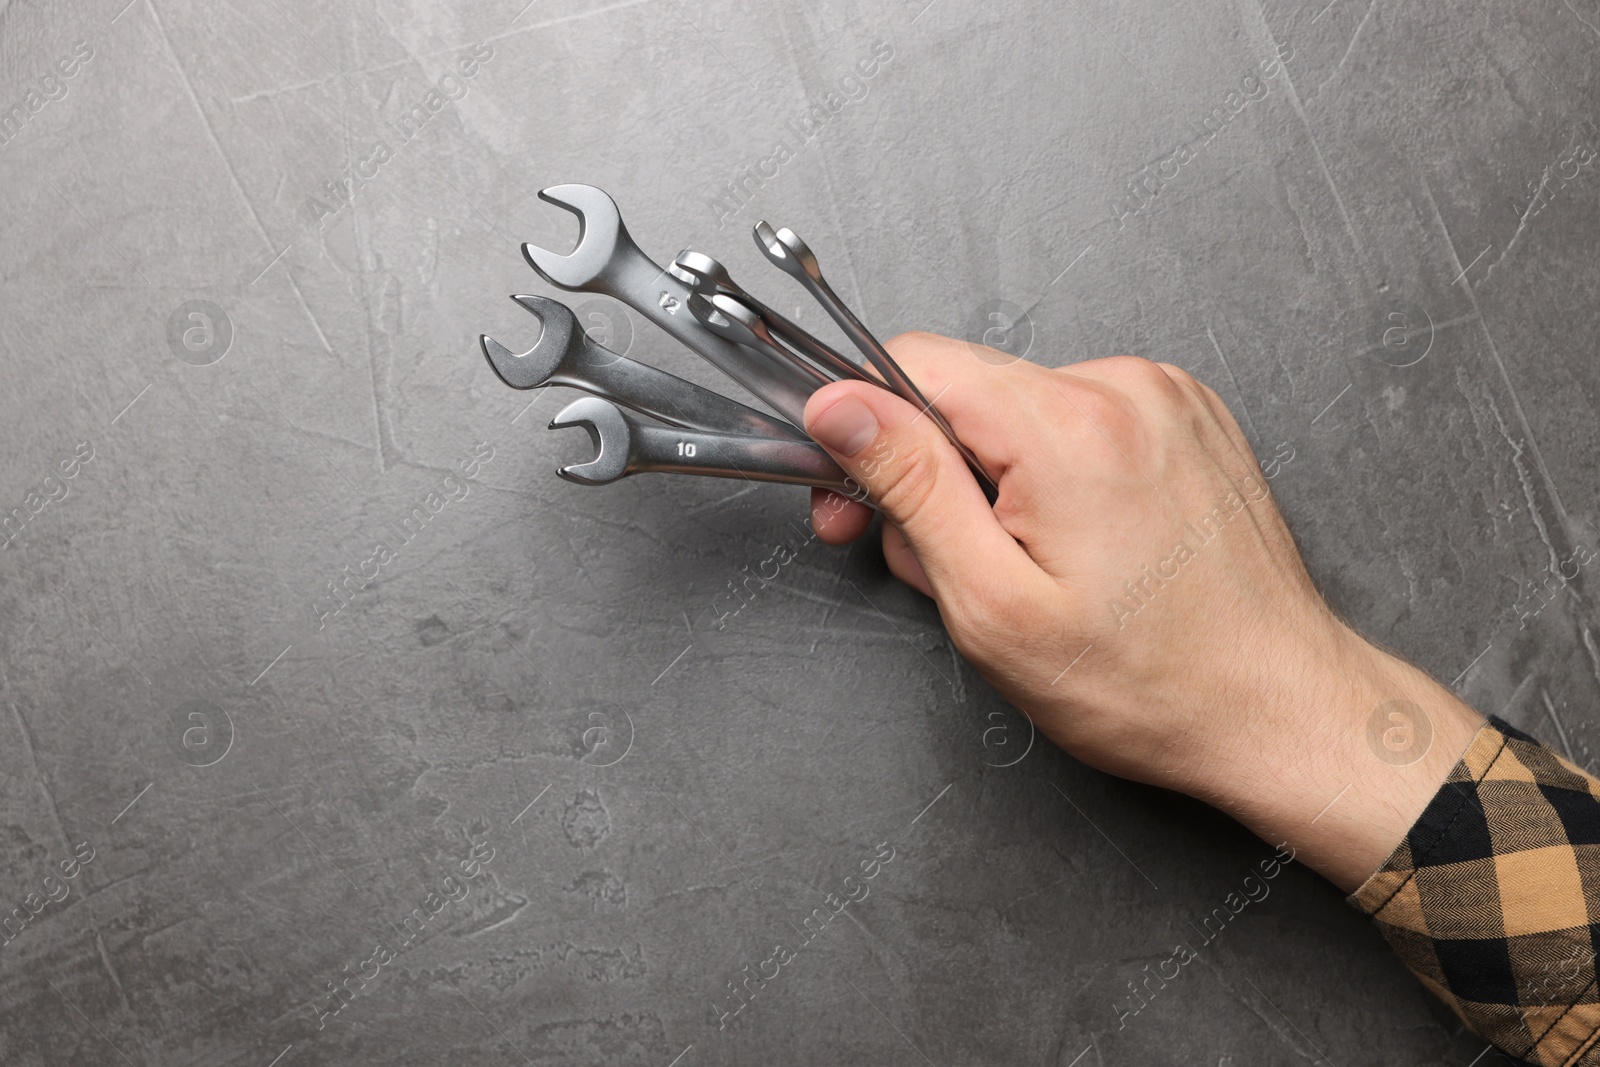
[1350,716,1600,1066]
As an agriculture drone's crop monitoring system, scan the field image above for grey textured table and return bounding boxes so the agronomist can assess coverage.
[1,0,1595,1063]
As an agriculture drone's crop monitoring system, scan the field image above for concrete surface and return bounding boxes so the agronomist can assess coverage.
[1,0,1596,1063]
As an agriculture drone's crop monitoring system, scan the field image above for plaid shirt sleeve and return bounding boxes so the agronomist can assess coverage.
[1350,716,1600,1065]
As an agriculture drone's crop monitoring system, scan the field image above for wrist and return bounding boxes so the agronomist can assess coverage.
[1188,620,1485,891]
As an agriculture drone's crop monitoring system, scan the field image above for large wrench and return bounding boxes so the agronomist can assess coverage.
[549,396,856,493]
[670,250,876,385]
[480,294,804,440]
[521,185,819,431]
[754,221,1000,496]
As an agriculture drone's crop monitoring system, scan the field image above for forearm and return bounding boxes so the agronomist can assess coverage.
[1186,622,1484,891]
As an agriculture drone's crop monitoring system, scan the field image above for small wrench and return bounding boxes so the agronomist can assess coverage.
[670,251,875,385]
[521,185,819,430]
[754,221,1000,496]
[686,292,835,393]
[481,294,804,440]
[549,396,856,493]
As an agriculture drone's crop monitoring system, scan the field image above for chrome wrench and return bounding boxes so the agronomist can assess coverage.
[686,292,835,392]
[670,251,876,386]
[481,294,802,440]
[549,396,856,493]
[754,221,1000,496]
[521,185,819,431]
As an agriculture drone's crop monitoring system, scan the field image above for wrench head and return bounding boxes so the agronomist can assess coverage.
[548,396,632,485]
[671,250,734,296]
[753,221,821,282]
[521,184,625,292]
[480,295,577,390]
[690,292,767,351]
[665,250,699,290]
[686,292,748,346]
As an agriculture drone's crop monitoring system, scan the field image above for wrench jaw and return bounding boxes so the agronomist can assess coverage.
[753,221,822,283]
[521,184,628,292]
[479,295,575,390]
[671,250,733,296]
[685,293,741,342]
[691,292,771,352]
[549,397,633,485]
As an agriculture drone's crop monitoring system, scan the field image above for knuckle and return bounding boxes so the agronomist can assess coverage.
[871,439,943,528]
[883,331,945,372]
[1094,355,1186,407]
[884,331,959,385]
[1154,362,1198,390]
[1155,363,1222,415]
[1054,379,1144,449]
[1094,354,1167,384]
[884,330,948,356]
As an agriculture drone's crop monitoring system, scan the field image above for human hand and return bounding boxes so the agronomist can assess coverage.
[802,333,1482,890]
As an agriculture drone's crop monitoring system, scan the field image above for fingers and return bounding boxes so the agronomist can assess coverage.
[803,377,1046,621]
[874,332,1054,471]
[810,488,874,544]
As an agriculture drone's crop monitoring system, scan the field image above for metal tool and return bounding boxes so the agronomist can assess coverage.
[549,396,856,492]
[753,221,1000,495]
[686,292,835,394]
[521,185,819,431]
[481,294,804,440]
[670,251,877,386]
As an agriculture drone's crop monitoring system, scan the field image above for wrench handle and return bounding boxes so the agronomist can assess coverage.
[631,423,859,494]
[745,295,881,387]
[557,333,801,440]
[803,274,1000,498]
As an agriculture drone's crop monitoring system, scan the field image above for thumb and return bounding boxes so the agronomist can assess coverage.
[803,380,1036,604]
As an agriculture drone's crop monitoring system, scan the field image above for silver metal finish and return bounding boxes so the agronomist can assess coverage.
[549,396,856,493]
[686,292,833,393]
[521,184,820,430]
[754,221,1001,495]
[480,294,803,440]
[671,250,878,386]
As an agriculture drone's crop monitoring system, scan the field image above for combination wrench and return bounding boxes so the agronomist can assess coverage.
[669,251,875,386]
[754,221,1000,496]
[521,185,820,431]
[549,396,856,493]
[686,292,836,393]
[481,294,802,440]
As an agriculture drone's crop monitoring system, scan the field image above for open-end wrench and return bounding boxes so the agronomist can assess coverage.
[754,221,1000,497]
[549,396,856,493]
[669,251,875,385]
[686,293,836,393]
[520,185,819,431]
[481,294,804,440]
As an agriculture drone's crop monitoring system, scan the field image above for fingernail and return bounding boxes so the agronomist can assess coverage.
[808,396,879,457]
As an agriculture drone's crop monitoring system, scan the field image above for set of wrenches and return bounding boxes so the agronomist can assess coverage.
[480,184,996,499]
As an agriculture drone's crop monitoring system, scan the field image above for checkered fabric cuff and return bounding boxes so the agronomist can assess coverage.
[1350,716,1600,1065]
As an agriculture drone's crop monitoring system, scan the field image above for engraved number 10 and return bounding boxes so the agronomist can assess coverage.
[676,442,696,457]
